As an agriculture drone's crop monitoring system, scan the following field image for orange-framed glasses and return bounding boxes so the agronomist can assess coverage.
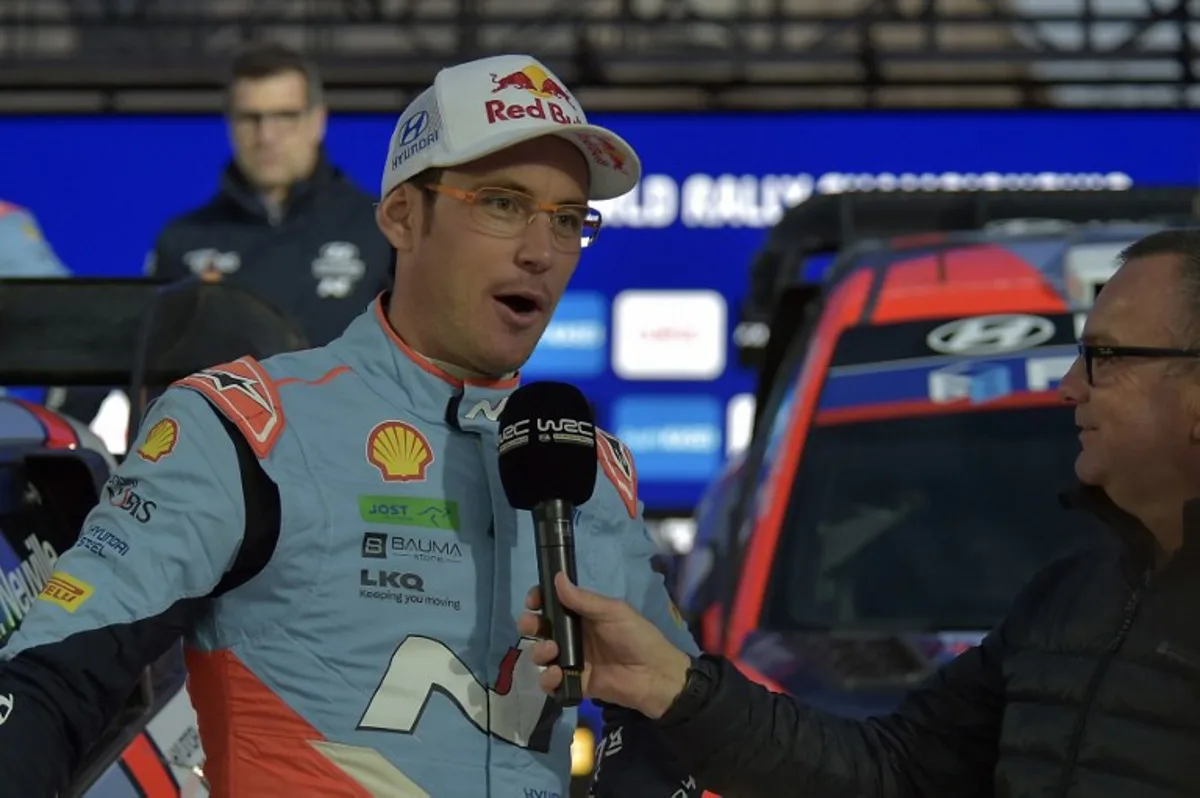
[424,184,602,251]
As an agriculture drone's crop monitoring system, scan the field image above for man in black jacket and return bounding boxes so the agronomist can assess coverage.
[520,228,1200,797]
[148,42,391,346]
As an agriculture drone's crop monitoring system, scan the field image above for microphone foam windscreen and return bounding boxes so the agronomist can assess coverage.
[497,381,598,510]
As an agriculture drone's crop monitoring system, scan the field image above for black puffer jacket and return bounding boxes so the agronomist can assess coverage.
[657,487,1200,797]
[149,154,392,346]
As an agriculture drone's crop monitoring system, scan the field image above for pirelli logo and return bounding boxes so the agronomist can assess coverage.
[38,573,95,614]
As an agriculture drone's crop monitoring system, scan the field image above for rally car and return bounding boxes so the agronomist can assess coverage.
[678,228,1119,653]
[732,187,1200,376]
[676,190,1200,730]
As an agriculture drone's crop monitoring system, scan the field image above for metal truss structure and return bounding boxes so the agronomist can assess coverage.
[1,0,1200,111]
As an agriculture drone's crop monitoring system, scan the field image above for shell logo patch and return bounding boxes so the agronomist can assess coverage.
[367,421,434,483]
[136,417,180,463]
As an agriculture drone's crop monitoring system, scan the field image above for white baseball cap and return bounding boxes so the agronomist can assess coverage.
[380,54,641,202]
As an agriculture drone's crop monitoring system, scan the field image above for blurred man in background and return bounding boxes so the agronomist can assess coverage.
[147,41,391,346]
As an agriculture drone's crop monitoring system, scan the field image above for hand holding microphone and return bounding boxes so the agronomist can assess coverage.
[497,382,597,707]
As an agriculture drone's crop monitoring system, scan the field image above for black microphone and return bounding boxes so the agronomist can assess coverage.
[497,381,597,707]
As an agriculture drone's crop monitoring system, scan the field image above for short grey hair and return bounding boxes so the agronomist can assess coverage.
[1117,228,1200,342]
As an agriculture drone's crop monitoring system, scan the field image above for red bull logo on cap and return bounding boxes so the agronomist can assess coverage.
[598,138,628,173]
[486,64,583,127]
[490,65,576,107]
[575,132,630,175]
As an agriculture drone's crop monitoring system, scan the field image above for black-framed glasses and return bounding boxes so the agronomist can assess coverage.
[1078,342,1200,384]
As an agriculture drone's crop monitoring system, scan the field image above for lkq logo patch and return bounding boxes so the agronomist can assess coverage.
[360,569,424,592]
[359,569,462,611]
[312,241,366,299]
[0,693,12,726]
[926,314,1055,356]
[485,63,583,127]
[389,108,440,172]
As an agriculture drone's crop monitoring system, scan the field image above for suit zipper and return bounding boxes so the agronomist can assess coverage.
[1054,571,1148,798]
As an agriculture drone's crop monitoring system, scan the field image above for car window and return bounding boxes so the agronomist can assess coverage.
[764,405,1103,632]
[761,312,1104,633]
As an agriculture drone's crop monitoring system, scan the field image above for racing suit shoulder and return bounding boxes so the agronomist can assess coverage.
[0,388,251,797]
[593,427,640,521]
[585,428,702,797]
[169,346,353,462]
[258,340,348,382]
[0,203,70,277]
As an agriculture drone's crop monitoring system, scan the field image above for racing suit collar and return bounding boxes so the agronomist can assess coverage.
[331,296,519,427]
[425,355,514,383]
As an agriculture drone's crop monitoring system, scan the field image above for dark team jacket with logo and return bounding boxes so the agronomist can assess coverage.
[0,299,700,798]
[148,154,393,346]
[653,486,1200,798]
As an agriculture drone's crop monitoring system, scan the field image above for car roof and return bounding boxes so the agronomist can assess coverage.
[814,222,1167,327]
[743,189,1200,320]
[830,222,1156,306]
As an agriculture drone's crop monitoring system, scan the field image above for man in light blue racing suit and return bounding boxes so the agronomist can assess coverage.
[0,54,701,797]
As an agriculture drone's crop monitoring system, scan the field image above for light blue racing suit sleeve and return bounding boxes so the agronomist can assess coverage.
[590,437,702,798]
[0,206,70,277]
[0,388,247,797]
[621,519,701,659]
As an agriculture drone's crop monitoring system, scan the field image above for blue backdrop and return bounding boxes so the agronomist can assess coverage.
[4,110,1200,511]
